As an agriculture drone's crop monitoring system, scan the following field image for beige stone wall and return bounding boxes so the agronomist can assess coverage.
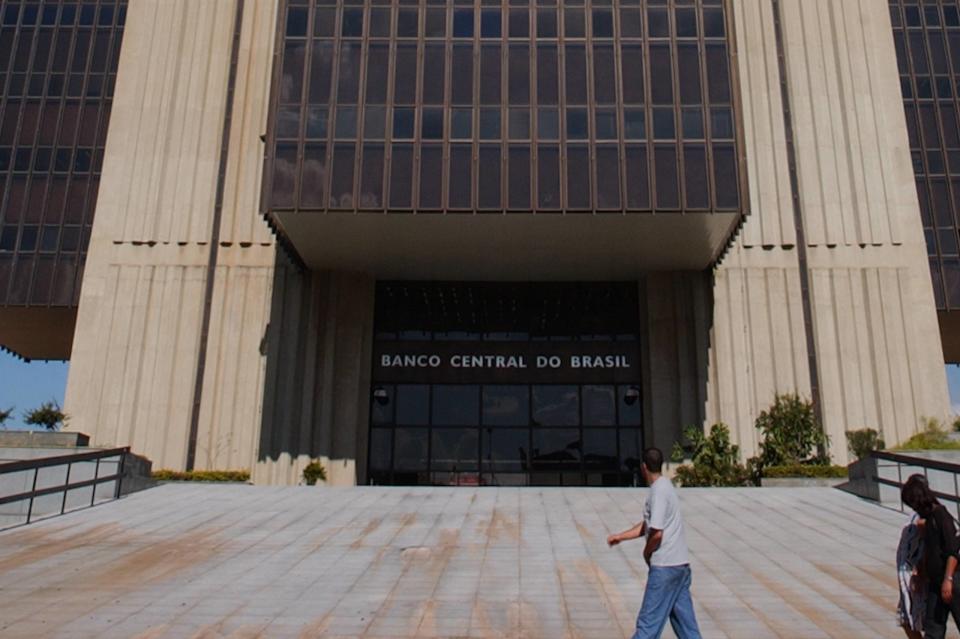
[711,0,951,464]
[253,268,375,486]
[64,0,280,473]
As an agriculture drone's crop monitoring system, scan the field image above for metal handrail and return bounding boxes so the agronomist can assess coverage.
[0,446,129,473]
[871,450,960,517]
[0,447,129,529]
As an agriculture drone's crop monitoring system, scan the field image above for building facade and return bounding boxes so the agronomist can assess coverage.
[0,0,951,485]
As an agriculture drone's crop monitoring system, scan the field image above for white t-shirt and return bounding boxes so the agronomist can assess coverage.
[643,476,690,567]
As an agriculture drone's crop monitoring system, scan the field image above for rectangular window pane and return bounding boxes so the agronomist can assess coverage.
[280,42,305,104]
[395,45,417,105]
[537,45,559,105]
[452,45,474,105]
[509,45,530,105]
[272,143,297,208]
[508,146,530,209]
[390,144,414,208]
[533,386,579,426]
[567,145,590,209]
[396,384,429,424]
[713,143,738,209]
[481,45,501,105]
[432,429,479,471]
[706,43,730,103]
[359,144,384,209]
[337,43,362,103]
[449,144,472,208]
[419,145,443,209]
[434,386,480,426]
[478,144,501,209]
[308,42,334,104]
[649,44,672,104]
[593,45,616,104]
[677,44,701,105]
[620,44,644,103]
[537,144,560,209]
[423,45,446,105]
[301,143,327,208]
[683,144,708,209]
[329,144,355,208]
[596,146,621,209]
[366,44,389,104]
[564,45,587,104]
[654,145,679,209]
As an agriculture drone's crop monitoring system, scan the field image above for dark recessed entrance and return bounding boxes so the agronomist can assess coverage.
[368,282,643,487]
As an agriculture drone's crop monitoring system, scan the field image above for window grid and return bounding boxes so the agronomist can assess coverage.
[267,0,741,215]
[891,0,960,310]
[0,0,125,308]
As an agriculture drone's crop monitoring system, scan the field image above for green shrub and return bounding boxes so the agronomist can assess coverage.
[302,461,327,486]
[23,400,67,431]
[953,416,960,433]
[673,424,752,487]
[755,393,828,467]
[895,417,960,451]
[152,469,251,482]
[762,464,847,479]
[846,428,885,460]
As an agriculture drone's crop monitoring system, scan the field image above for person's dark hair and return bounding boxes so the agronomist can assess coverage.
[902,474,939,517]
[642,447,664,474]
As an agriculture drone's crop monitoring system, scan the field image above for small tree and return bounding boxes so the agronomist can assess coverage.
[755,393,828,467]
[674,424,752,487]
[846,428,885,461]
[23,401,67,431]
[302,461,327,486]
[0,406,13,428]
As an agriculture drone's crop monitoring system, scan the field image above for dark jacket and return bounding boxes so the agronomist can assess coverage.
[925,504,960,587]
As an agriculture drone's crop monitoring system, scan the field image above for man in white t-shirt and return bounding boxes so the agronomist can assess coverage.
[607,447,702,639]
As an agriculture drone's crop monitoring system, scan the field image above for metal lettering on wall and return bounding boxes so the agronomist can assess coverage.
[373,342,640,384]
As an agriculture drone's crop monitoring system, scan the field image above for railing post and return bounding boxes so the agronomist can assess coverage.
[60,462,72,515]
[26,467,39,525]
[91,458,100,507]
[954,472,959,521]
[898,462,904,512]
[115,451,126,499]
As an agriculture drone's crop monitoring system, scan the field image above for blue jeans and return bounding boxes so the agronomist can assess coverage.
[633,564,703,639]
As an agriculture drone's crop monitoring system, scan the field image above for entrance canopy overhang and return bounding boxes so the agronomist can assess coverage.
[269,211,741,279]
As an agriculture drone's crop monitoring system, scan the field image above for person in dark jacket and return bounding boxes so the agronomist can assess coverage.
[902,474,960,639]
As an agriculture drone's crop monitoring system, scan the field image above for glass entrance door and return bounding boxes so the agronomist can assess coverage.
[368,382,643,486]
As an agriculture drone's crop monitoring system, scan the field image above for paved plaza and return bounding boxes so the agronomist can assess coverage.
[0,484,934,638]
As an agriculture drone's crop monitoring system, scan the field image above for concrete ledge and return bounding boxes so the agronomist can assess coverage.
[760,477,846,488]
[0,431,89,448]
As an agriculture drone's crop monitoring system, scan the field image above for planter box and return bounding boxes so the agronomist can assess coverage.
[760,477,846,488]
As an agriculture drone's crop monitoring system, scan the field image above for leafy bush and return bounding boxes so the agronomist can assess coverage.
[896,417,960,451]
[152,469,251,482]
[23,401,67,431]
[953,416,960,433]
[673,424,752,487]
[763,464,847,479]
[755,393,828,467]
[846,428,885,460]
[303,461,327,486]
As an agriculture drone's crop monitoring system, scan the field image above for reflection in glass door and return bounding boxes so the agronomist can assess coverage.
[368,383,643,486]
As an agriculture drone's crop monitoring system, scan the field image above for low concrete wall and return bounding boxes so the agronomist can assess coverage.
[0,431,89,448]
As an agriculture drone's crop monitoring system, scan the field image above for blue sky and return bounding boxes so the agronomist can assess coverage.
[3,350,960,430]
[0,351,69,429]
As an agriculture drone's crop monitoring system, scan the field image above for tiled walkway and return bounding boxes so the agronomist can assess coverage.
[0,485,926,638]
